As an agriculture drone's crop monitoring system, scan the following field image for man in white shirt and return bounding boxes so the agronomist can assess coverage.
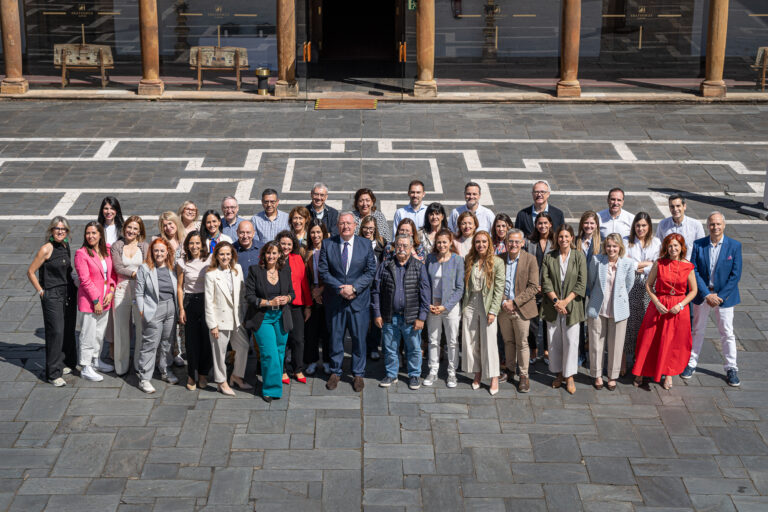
[393,180,428,233]
[448,182,495,233]
[598,188,634,240]
[656,194,705,261]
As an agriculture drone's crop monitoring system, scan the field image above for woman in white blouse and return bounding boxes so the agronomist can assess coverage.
[177,230,212,391]
[622,212,662,375]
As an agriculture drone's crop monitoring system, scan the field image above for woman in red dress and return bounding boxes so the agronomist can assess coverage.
[632,233,697,390]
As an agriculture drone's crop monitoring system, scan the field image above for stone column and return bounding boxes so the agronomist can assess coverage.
[275,0,298,97]
[700,0,729,98]
[138,0,164,95]
[414,0,437,97]
[0,0,29,94]
[556,0,581,98]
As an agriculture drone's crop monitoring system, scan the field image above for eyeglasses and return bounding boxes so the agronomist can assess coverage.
[360,226,375,232]
[52,227,69,232]
[222,206,237,211]
[533,190,548,196]
[183,207,197,213]
[507,240,523,245]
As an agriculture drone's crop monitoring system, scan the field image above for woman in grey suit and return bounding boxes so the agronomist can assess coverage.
[135,238,179,394]
[586,233,636,390]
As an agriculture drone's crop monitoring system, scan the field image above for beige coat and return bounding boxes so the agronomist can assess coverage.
[204,264,245,331]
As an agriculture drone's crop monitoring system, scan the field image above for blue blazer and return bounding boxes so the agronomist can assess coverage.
[586,255,636,322]
[318,235,377,313]
[691,235,741,308]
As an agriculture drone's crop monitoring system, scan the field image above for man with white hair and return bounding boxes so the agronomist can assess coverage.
[306,182,339,237]
[514,180,566,237]
[681,211,742,387]
[221,196,245,240]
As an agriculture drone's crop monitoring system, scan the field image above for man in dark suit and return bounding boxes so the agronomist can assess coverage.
[306,182,340,237]
[514,180,565,237]
[318,212,377,391]
[681,211,742,386]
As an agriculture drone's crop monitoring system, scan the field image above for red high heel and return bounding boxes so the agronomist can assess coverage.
[282,374,290,385]
[296,373,307,384]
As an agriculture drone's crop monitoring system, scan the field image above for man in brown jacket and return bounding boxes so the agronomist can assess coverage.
[498,228,540,392]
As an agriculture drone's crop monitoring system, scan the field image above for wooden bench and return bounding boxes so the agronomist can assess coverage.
[189,46,249,91]
[53,44,114,89]
[752,47,767,92]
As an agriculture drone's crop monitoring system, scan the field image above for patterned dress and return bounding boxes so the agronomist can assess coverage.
[623,238,661,363]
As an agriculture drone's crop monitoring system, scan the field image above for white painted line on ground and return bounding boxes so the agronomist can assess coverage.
[612,142,637,161]
[92,139,120,159]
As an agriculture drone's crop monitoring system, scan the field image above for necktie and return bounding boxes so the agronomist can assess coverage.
[341,242,349,274]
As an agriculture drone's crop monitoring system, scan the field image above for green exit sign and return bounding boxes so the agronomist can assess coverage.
[408,0,417,10]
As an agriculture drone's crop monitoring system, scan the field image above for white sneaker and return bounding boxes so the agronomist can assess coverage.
[80,365,103,382]
[62,367,72,375]
[305,362,317,375]
[446,374,457,388]
[49,377,66,387]
[139,380,156,394]
[94,359,114,373]
[423,372,438,386]
[161,371,179,384]
[322,363,331,374]
[173,355,186,367]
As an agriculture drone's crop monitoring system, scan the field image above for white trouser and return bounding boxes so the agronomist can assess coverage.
[690,303,737,371]
[112,280,142,375]
[426,305,461,375]
[461,293,500,381]
[79,311,110,367]
[210,325,249,383]
[547,315,580,378]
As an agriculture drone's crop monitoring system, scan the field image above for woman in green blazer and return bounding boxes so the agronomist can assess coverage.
[541,224,587,395]
[461,231,506,395]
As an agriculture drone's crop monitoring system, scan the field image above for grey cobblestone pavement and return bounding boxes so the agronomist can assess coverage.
[0,102,766,511]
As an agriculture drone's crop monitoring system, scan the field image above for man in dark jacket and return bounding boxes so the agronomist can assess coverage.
[372,234,430,390]
[306,182,339,237]
[514,180,565,237]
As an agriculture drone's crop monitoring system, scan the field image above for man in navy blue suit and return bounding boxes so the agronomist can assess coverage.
[681,212,743,386]
[318,212,378,392]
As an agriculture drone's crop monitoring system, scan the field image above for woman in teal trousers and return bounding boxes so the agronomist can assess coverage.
[244,241,295,402]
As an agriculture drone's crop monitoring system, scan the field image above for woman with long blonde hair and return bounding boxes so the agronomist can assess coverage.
[461,231,505,395]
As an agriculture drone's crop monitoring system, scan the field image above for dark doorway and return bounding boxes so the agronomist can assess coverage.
[320,0,397,63]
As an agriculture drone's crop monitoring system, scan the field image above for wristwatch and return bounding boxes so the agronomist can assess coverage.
[552,298,559,304]
[93,299,100,305]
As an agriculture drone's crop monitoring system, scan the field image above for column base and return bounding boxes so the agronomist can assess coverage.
[556,80,581,98]
[274,80,299,97]
[700,80,727,98]
[138,79,164,96]
[413,80,437,97]
[0,78,29,94]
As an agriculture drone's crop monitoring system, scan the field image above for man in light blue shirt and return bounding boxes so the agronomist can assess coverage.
[251,188,290,247]
[448,181,495,233]
[656,194,705,261]
[393,180,428,233]
[220,196,245,240]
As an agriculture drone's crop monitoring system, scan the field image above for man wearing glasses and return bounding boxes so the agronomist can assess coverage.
[497,229,540,392]
[251,188,290,247]
[220,196,245,240]
[306,182,339,236]
[514,180,565,238]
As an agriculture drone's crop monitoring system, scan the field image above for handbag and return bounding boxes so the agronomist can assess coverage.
[280,304,294,332]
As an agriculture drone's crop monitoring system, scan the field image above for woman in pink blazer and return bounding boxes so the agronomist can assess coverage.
[74,221,117,382]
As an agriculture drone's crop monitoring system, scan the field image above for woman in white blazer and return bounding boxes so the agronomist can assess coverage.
[586,233,637,390]
[204,241,249,396]
[135,238,179,394]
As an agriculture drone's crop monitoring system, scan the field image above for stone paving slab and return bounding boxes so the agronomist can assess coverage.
[0,102,766,510]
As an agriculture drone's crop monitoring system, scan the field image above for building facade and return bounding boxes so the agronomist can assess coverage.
[1,0,766,96]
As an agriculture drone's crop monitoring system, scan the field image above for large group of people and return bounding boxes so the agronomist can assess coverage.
[27,179,743,400]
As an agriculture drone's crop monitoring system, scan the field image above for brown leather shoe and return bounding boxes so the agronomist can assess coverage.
[518,375,530,393]
[353,376,365,392]
[498,369,510,383]
[552,374,563,389]
[326,373,340,390]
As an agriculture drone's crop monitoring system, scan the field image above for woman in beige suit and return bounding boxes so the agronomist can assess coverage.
[204,241,250,396]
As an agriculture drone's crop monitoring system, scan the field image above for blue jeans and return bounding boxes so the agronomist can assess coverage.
[382,314,422,379]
